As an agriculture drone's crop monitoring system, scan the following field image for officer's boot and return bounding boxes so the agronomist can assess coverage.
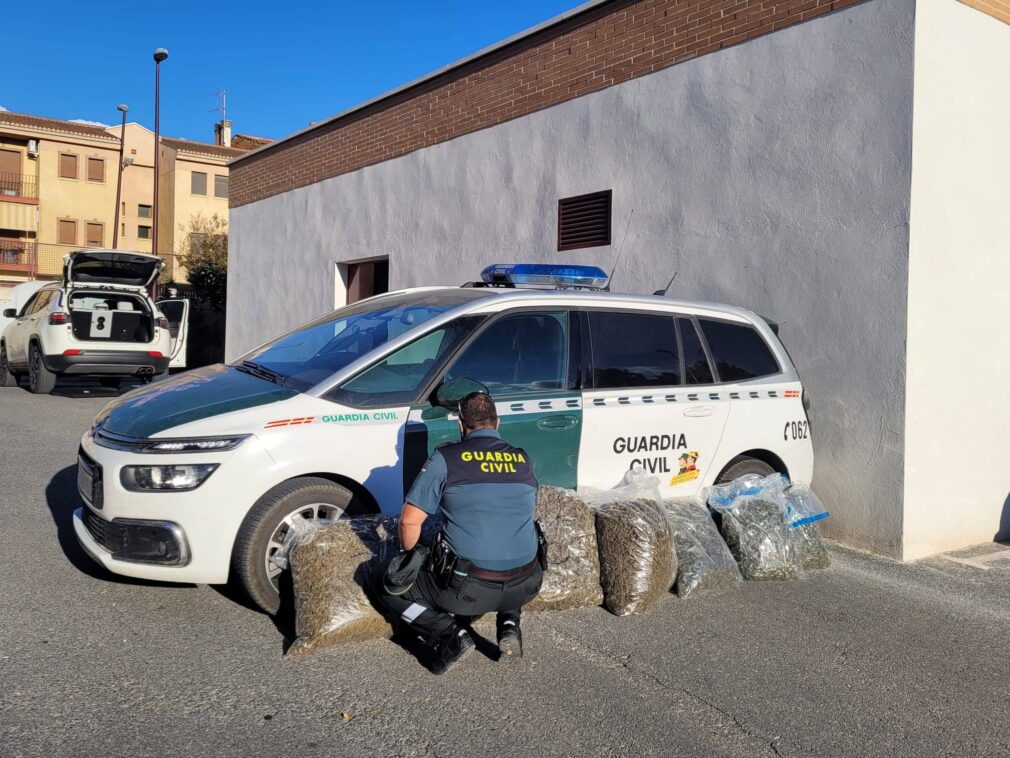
[428,624,475,675]
[496,612,523,660]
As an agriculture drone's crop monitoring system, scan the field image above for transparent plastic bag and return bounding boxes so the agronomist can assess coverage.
[578,465,663,508]
[784,484,830,569]
[713,494,803,581]
[662,497,741,598]
[286,515,401,656]
[593,499,675,616]
[705,473,790,510]
[527,487,604,611]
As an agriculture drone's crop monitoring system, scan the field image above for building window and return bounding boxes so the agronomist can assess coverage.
[121,222,126,236]
[59,153,79,180]
[86,157,105,183]
[137,225,152,240]
[557,189,612,251]
[214,175,229,199]
[58,219,77,245]
[191,171,207,195]
[85,222,104,247]
[138,204,152,219]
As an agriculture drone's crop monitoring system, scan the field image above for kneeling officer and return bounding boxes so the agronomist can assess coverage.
[373,391,544,674]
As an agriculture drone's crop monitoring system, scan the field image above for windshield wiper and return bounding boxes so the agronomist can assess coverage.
[236,360,285,385]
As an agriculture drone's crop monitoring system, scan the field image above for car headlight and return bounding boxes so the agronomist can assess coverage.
[143,435,249,453]
[121,464,219,492]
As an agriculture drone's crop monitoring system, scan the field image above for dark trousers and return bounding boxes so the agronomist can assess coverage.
[372,559,543,646]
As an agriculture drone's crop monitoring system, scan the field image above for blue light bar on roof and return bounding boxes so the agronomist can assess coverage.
[480,263,609,289]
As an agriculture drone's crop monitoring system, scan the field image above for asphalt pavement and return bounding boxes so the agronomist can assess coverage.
[3,382,1010,757]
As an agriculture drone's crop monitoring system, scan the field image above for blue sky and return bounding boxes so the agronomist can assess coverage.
[2,1,584,143]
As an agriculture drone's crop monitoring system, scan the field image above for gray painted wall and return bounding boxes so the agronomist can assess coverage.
[229,0,915,555]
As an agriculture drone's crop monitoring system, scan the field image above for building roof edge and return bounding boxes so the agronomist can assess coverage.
[229,0,614,167]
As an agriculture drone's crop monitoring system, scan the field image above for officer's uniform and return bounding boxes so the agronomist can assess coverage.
[373,428,543,647]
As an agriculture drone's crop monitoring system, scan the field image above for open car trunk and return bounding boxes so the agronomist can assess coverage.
[69,290,154,343]
[63,250,162,288]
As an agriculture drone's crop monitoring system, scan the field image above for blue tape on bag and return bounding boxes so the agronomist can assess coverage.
[789,512,830,528]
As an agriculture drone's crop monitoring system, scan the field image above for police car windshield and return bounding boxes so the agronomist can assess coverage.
[238,290,489,392]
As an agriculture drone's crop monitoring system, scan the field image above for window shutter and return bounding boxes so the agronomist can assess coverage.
[58,219,77,245]
[87,157,105,182]
[86,223,104,247]
[557,190,612,251]
[59,154,78,180]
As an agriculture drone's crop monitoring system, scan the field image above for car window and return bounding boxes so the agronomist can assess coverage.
[678,318,714,385]
[445,311,569,396]
[17,293,39,318]
[326,317,482,408]
[699,318,780,382]
[587,310,680,389]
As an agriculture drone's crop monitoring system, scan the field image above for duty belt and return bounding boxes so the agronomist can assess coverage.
[466,557,539,583]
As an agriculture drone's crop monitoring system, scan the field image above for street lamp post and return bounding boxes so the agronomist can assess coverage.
[152,48,168,259]
[112,103,129,249]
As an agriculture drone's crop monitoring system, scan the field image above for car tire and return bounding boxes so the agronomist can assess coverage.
[0,344,18,388]
[28,343,57,394]
[232,477,366,614]
[714,455,777,485]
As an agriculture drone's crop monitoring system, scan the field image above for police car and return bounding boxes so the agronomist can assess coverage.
[74,264,813,612]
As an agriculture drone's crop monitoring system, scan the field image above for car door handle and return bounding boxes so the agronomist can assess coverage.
[683,406,714,418]
[537,414,579,430]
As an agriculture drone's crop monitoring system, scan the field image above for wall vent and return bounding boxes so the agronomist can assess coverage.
[557,190,612,251]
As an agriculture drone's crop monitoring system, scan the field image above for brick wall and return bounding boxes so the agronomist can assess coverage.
[231,0,865,208]
[957,0,1010,24]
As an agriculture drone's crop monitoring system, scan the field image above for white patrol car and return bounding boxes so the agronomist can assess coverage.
[74,263,813,612]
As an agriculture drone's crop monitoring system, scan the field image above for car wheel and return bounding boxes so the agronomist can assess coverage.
[232,477,364,614]
[714,455,777,485]
[28,343,57,394]
[0,344,18,388]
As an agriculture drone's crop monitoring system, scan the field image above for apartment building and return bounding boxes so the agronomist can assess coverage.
[0,111,264,290]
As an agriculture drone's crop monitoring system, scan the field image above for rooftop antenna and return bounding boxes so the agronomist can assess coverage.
[603,208,634,292]
[654,271,678,296]
[208,89,227,121]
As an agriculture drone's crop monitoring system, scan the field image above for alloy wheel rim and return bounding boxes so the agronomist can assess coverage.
[29,348,38,385]
[264,502,345,588]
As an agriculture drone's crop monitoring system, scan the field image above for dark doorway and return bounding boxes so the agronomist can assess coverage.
[346,258,389,304]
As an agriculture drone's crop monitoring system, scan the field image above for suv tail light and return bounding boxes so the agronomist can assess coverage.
[157,316,169,330]
[49,312,69,325]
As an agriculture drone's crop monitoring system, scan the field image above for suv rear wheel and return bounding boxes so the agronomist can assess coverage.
[28,343,57,394]
[715,455,776,484]
[0,344,18,388]
[232,477,366,614]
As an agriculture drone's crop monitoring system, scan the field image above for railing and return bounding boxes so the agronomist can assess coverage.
[0,240,38,275]
[0,172,38,201]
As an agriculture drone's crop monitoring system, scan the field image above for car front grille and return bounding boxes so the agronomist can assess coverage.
[82,507,125,552]
[77,448,104,510]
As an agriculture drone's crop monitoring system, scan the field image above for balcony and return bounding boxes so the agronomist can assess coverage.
[0,240,37,277]
[0,172,38,202]
[0,173,39,233]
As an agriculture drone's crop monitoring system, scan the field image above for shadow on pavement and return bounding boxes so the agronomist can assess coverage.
[45,464,194,589]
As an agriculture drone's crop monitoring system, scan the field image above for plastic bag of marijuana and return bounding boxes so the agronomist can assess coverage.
[527,487,604,611]
[285,515,401,656]
[662,497,741,598]
[593,499,676,616]
[705,473,790,510]
[712,494,803,581]
[579,465,663,508]
[784,484,830,570]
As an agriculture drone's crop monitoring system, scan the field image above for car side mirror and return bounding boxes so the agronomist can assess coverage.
[434,377,490,410]
[2,308,15,318]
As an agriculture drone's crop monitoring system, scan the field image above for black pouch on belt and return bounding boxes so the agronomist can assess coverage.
[535,520,549,571]
[382,546,430,596]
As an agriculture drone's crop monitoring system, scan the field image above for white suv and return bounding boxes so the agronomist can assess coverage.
[0,250,189,393]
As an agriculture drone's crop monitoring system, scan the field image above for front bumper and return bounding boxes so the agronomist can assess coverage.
[76,506,189,566]
[44,350,170,376]
[74,430,278,585]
